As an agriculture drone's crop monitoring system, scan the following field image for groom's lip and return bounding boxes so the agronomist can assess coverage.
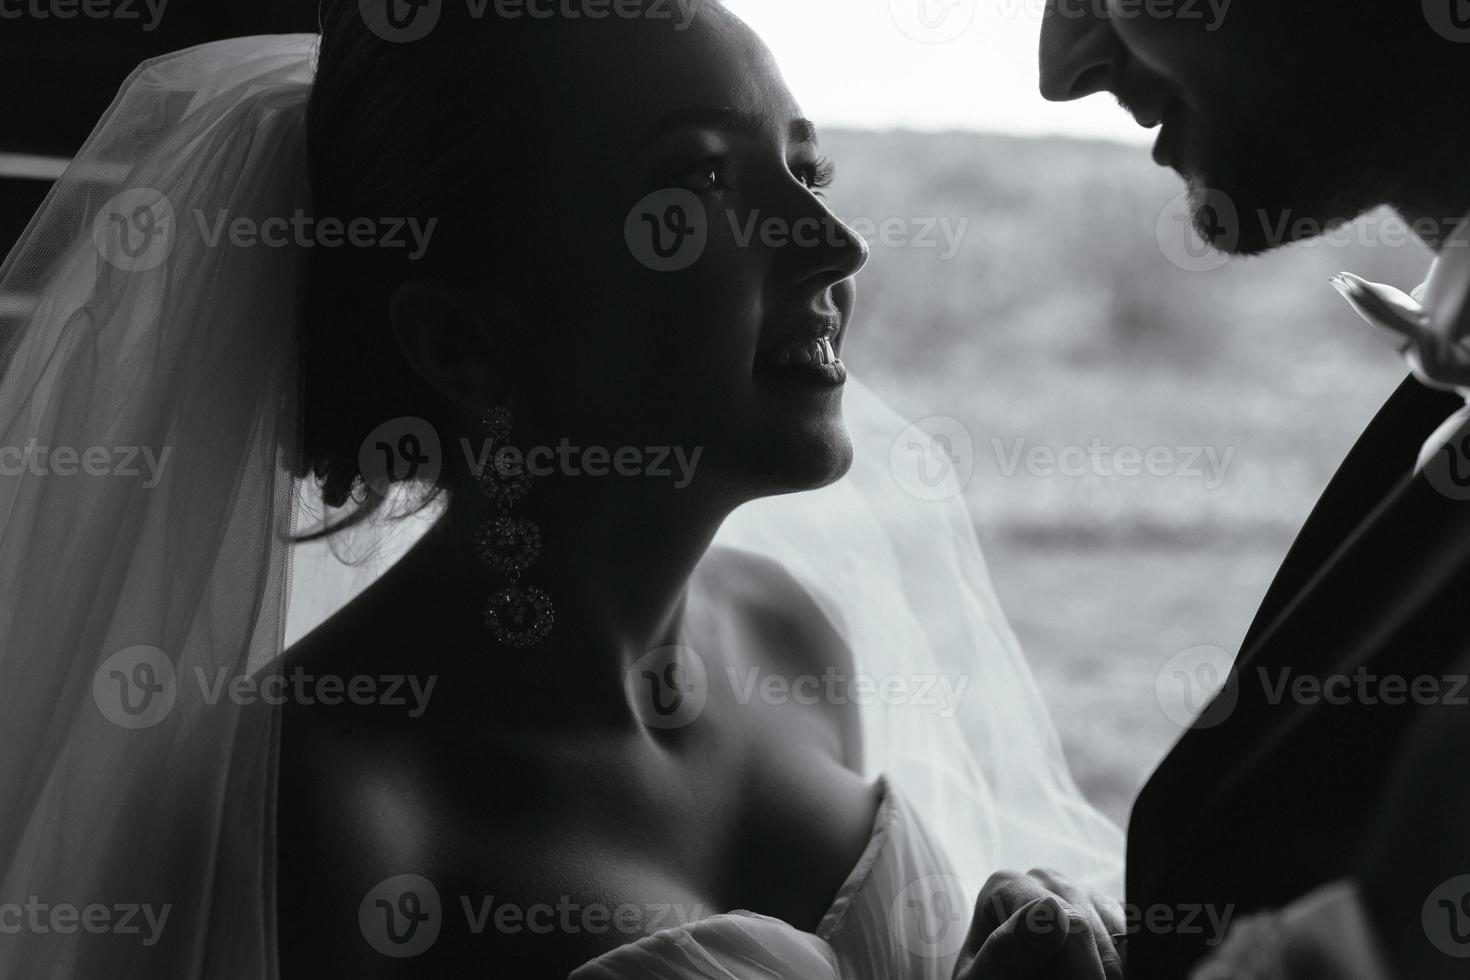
[1131,106,1166,129]
[1118,84,1172,131]
[1152,103,1184,169]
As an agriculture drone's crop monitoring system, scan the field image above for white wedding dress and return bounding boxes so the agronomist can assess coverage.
[569,776,968,979]
[0,34,1123,978]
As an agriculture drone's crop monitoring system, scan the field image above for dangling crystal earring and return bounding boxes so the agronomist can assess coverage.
[474,406,555,648]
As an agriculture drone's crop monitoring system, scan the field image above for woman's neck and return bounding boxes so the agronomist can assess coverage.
[392,472,737,727]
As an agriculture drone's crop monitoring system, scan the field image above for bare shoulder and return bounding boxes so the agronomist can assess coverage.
[692,545,862,766]
[268,622,454,976]
[695,545,852,665]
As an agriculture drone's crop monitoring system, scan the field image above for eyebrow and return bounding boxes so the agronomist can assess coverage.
[636,106,820,148]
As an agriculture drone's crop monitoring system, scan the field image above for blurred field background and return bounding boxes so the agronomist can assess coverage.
[820,129,1425,826]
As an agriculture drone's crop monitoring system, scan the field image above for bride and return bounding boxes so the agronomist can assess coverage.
[0,1,1123,976]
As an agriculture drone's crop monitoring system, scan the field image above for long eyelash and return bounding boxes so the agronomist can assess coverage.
[804,157,836,190]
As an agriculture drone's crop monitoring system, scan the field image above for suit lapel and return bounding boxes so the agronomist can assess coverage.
[1130,377,1470,920]
[1172,436,1470,809]
[1241,376,1463,649]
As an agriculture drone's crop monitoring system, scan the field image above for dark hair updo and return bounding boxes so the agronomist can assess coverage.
[299,0,556,530]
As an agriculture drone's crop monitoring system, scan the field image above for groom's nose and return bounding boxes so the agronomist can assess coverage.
[1038,0,1120,102]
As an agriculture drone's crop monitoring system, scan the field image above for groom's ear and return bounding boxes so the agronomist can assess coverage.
[388,277,517,410]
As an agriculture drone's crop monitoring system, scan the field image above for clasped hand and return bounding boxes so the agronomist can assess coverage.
[951,869,1126,980]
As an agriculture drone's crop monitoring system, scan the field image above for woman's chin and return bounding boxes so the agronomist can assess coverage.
[759,425,855,496]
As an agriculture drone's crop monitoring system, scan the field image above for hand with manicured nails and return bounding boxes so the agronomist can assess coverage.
[952,869,1127,980]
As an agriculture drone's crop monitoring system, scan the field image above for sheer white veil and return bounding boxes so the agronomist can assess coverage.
[0,34,1120,978]
[0,35,314,978]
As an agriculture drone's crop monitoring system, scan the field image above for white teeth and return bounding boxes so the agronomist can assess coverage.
[799,337,835,367]
[767,335,841,371]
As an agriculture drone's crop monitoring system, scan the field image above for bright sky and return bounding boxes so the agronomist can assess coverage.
[721,0,1146,144]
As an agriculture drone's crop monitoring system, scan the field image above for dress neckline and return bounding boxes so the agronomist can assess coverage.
[570,774,898,973]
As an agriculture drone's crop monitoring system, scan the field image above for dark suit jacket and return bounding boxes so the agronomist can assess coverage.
[1358,669,1470,980]
[1125,375,1470,978]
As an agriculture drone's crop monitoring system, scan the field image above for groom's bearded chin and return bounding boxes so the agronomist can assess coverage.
[1195,44,1470,256]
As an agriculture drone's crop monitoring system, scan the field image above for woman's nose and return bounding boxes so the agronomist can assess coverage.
[789,209,870,293]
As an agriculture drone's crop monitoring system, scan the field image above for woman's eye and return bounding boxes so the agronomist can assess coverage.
[795,157,836,194]
[683,160,729,193]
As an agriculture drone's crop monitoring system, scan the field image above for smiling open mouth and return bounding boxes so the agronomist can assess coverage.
[756,317,848,387]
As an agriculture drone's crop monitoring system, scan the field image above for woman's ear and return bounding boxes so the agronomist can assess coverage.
[389,277,512,409]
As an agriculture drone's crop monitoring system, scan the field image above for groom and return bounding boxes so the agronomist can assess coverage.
[985,2,1470,977]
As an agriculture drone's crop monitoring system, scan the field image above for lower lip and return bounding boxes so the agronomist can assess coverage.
[1152,122,1172,167]
[1152,109,1187,170]
[754,357,848,388]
